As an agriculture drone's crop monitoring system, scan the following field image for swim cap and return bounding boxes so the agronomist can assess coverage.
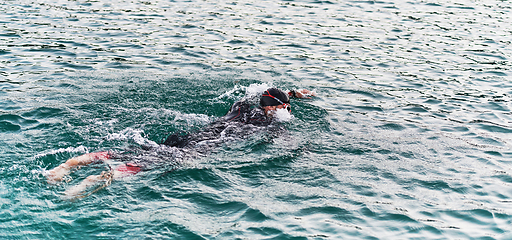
[260,88,290,107]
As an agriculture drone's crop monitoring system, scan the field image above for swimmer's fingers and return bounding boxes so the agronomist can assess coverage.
[296,89,316,99]
[63,171,114,199]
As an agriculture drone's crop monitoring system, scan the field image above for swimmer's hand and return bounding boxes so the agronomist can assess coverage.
[294,89,316,99]
[63,171,114,200]
[46,164,72,184]
[46,152,110,184]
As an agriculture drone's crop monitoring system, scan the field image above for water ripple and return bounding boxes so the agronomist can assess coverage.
[1,0,512,239]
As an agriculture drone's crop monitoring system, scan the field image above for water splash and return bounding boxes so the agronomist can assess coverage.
[273,108,294,122]
[245,82,274,99]
[106,128,159,148]
[34,146,89,159]
[169,110,212,126]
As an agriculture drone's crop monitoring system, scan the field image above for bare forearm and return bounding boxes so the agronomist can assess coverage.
[288,89,316,99]
[64,151,110,167]
[47,151,110,184]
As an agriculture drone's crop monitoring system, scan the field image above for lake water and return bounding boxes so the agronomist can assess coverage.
[1,0,511,239]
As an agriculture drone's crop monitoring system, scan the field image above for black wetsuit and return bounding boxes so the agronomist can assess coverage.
[163,100,272,148]
[110,101,283,171]
[111,100,277,171]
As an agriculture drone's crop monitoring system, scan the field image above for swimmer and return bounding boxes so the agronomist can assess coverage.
[46,88,315,198]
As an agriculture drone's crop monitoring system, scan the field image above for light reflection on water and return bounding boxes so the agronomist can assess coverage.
[1,0,512,239]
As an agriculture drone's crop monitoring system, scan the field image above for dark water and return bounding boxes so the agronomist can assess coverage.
[1,0,512,239]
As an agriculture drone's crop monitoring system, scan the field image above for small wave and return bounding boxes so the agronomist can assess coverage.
[215,84,246,100]
[94,119,119,126]
[34,146,89,159]
[0,121,21,132]
[214,82,274,102]
[141,107,212,126]
[106,127,159,148]
[245,83,274,99]
[170,110,212,126]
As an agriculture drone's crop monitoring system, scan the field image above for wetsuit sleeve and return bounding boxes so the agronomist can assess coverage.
[222,101,249,122]
[163,131,190,147]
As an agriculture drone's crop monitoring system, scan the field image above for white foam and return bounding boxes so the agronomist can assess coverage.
[94,119,118,126]
[245,82,273,99]
[273,108,294,122]
[214,83,274,103]
[172,111,212,125]
[106,127,159,148]
[215,84,246,100]
[34,146,89,159]
[145,108,211,126]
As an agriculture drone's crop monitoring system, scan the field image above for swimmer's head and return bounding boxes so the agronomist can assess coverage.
[260,88,291,117]
[260,88,289,107]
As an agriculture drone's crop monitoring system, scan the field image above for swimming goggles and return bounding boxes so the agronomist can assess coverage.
[282,103,291,112]
[262,91,291,112]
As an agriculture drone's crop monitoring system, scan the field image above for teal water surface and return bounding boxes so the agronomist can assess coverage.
[1,0,512,239]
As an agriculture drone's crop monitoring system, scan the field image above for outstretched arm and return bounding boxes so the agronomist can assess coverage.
[47,151,142,199]
[46,151,110,184]
[288,89,316,99]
